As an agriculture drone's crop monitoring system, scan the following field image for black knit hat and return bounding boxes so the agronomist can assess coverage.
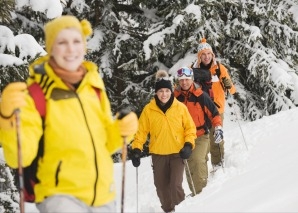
[155,70,173,92]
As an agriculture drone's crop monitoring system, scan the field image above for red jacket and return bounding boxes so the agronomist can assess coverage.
[174,83,222,137]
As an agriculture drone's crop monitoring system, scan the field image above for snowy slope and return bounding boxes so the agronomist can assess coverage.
[2,103,298,213]
[115,103,298,212]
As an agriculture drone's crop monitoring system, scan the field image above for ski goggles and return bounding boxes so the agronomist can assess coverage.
[177,67,193,77]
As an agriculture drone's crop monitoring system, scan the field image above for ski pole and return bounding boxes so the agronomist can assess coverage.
[136,167,138,213]
[121,136,127,213]
[230,96,248,151]
[184,159,196,196]
[217,144,225,173]
[15,109,25,213]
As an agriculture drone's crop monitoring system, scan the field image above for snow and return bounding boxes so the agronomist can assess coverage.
[13,34,47,60]
[289,5,298,25]
[1,100,297,212]
[1,1,298,211]
[0,54,24,67]
[113,102,298,212]
[15,0,62,19]
[0,25,46,66]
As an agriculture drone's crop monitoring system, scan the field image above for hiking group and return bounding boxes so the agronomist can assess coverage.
[0,15,235,213]
[131,38,236,212]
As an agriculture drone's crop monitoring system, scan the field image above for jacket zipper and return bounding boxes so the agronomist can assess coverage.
[75,93,99,206]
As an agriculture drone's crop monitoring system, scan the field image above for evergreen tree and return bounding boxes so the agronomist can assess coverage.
[0,162,19,213]
[0,0,14,25]
[0,0,298,211]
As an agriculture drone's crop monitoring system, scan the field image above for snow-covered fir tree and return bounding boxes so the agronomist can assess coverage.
[0,0,297,212]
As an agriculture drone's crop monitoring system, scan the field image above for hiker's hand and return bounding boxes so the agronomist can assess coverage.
[116,108,138,137]
[222,77,232,89]
[179,142,192,159]
[0,82,27,129]
[131,148,141,167]
[233,92,240,99]
[214,126,223,144]
[0,82,27,118]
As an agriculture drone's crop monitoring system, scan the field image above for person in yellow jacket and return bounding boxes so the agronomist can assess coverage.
[130,70,196,213]
[0,15,138,213]
[192,38,236,168]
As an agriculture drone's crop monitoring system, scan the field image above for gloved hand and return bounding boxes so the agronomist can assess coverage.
[222,77,232,89]
[0,82,27,129]
[179,142,192,159]
[116,108,138,137]
[214,126,223,144]
[131,148,141,167]
[233,92,240,100]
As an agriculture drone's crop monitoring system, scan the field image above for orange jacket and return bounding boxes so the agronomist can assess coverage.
[210,63,236,114]
[174,83,222,137]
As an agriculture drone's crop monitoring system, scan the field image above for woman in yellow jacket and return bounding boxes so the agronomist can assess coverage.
[131,70,196,213]
[0,16,138,213]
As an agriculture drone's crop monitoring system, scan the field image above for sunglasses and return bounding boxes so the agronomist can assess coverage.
[177,67,193,77]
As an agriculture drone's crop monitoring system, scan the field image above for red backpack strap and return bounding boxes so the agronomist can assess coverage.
[93,87,101,100]
[28,83,46,118]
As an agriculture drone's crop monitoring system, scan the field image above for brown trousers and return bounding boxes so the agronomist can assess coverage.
[151,154,185,212]
[185,134,209,195]
[209,113,225,165]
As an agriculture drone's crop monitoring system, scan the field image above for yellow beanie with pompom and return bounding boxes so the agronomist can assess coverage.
[44,15,92,53]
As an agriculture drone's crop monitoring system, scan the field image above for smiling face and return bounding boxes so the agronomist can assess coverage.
[179,78,193,91]
[156,88,172,104]
[51,28,85,72]
[200,50,213,66]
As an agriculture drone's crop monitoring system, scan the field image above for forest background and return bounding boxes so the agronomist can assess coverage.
[0,0,298,212]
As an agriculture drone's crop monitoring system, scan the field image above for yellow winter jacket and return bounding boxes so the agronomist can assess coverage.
[132,97,196,154]
[0,56,123,206]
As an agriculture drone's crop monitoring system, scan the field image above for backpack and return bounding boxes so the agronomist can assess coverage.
[14,76,101,203]
[192,61,222,101]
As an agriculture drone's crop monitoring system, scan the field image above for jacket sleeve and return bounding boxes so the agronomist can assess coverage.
[131,106,150,151]
[182,105,196,149]
[202,93,222,127]
[99,90,123,154]
[1,94,43,168]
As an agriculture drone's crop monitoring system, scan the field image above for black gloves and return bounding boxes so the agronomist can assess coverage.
[131,148,141,167]
[179,142,193,159]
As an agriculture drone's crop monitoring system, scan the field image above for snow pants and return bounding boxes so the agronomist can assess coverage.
[151,153,185,212]
[36,195,116,213]
[185,134,209,195]
[209,113,225,165]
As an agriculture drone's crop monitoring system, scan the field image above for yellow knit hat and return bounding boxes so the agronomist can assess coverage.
[44,15,93,53]
[197,38,216,66]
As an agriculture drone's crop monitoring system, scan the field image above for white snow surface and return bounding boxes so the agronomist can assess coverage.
[7,101,297,213]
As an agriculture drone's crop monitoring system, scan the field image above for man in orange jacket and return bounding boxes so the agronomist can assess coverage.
[192,38,236,169]
[174,67,223,195]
